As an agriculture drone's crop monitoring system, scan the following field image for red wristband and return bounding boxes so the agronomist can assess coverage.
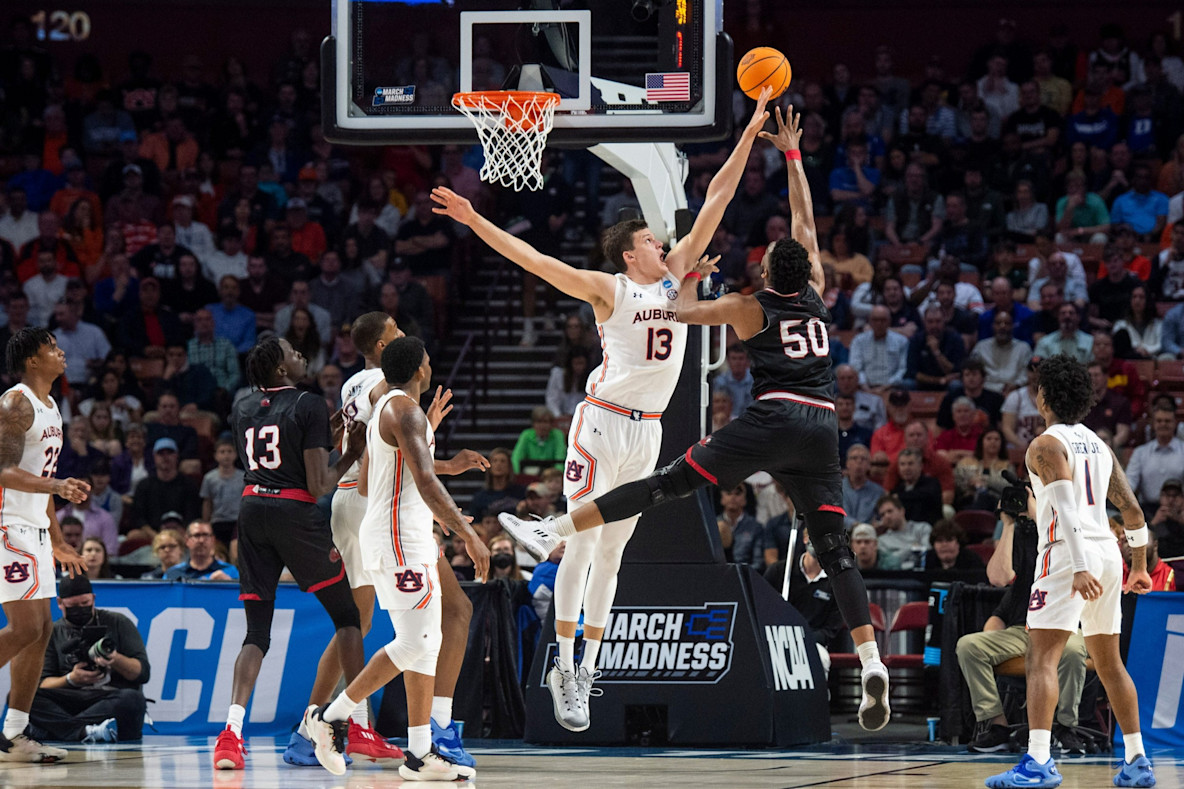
[683,272,702,283]
[785,149,802,161]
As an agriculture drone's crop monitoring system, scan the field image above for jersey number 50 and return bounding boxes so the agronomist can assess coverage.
[779,318,830,359]
[244,426,282,470]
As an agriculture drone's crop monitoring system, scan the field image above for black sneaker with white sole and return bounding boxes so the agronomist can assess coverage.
[968,723,1014,753]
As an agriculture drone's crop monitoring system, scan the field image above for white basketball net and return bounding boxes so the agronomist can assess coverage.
[452,91,560,192]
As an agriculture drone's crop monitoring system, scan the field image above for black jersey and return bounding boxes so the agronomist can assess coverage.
[231,386,332,491]
[742,287,835,403]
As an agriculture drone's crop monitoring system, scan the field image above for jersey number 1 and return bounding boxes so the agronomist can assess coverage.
[244,426,282,470]
[779,317,829,359]
[646,328,673,360]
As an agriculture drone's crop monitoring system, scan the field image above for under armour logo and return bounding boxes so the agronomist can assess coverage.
[3,562,29,584]
[632,291,644,299]
[394,569,424,593]
[565,460,585,482]
[1028,589,1048,611]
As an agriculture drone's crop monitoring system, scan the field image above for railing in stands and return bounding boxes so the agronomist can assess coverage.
[439,330,476,457]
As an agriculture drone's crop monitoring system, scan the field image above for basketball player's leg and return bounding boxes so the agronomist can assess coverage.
[0,593,66,761]
[308,586,374,707]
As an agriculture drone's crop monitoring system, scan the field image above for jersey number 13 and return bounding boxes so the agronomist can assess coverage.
[244,426,282,470]
[779,318,830,358]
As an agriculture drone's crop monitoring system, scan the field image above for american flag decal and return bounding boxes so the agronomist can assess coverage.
[646,72,691,102]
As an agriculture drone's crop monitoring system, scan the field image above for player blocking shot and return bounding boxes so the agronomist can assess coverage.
[432,87,775,733]
[985,355,1155,789]
[306,337,489,780]
[499,105,892,732]
[214,337,368,771]
[0,328,88,762]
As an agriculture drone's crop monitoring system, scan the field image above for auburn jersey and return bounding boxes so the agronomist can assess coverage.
[231,386,332,491]
[741,287,835,403]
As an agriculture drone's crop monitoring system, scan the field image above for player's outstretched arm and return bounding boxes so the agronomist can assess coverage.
[674,254,766,339]
[1027,434,1103,600]
[431,186,615,315]
[666,87,771,278]
[305,418,367,498]
[435,449,490,477]
[0,391,88,501]
[760,105,824,296]
[1104,444,1152,592]
[388,402,490,581]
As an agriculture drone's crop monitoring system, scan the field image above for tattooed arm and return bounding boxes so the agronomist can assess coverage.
[0,391,88,501]
[1106,444,1149,581]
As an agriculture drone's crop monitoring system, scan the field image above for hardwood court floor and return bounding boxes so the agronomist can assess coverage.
[3,736,1179,788]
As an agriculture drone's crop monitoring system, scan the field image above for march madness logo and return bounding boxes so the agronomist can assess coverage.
[3,562,28,583]
[394,569,424,593]
[542,602,737,685]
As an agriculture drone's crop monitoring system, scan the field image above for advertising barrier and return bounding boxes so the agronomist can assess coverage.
[1119,591,1184,750]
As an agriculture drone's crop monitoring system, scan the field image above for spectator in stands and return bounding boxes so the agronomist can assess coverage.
[53,300,111,387]
[165,520,237,581]
[1065,86,1120,150]
[86,462,123,529]
[274,279,331,345]
[978,53,1020,120]
[188,308,240,394]
[874,492,933,569]
[469,447,526,521]
[1027,253,1088,314]
[130,436,200,541]
[489,533,527,582]
[1092,331,1146,415]
[970,309,1033,394]
[835,363,886,431]
[172,197,215,268]
[713,344,754,419]
[935,397,985,465]
[82,537,115,580]
[851,522,901,570]
[924,519,986,571]
[1033,303,1093,363]
[162,253,217,326]
[156,344,217,413]
[717,482,771,571]
[130,223,190,282]
[545,347,591,424]
[0,187,38,251]
[87,405,122,458]
[395,190,454,278]
[820,225,874,288]
[145,394,199,468]
[1151,479,1184,559]
[1001,361,1045,454]
[58,419,104,484]
[92,252,139,329]
[1110,163,1169,242]
[141,528,186,579]
[1155,222,1184,303]
[828,135,880,211]
[850,306,909,392]
[882,276,922,337]
[1005,180,1049,242]
[111,423,150,496]
[938,359,1005,430]
[1082,359,1132,450]
[57,482,118,557]
[837,393,873,466]
[17,212,81,283]
[932,193,989,269]
[955,428,1013,511]
[1112,283,1163,359]
[309,250,360,333]
[884,163,944,249]
[1116,524,1176,591]
[282,308,325,380]
[207,274,256,353]
[24,250,69,327]
[842,443,884,527]
[204,227,248,286]
[890,447,945,527]
[263,224,314,287]
[511,406,565,474]
[1055,171,1111,243]
[237,255,286,330]
[871,387,912,466]
[119,277,185,353]
[906,305,965,390]
[80,369,143,428]
[983,241,1029,302]
[1126,405,1184,511]
[978,278,1035,344]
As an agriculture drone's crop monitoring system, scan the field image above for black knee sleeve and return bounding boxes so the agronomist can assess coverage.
[242,599,275,654]
[596,457,706,523]
[804,510,870,631]
[314,578,362,632]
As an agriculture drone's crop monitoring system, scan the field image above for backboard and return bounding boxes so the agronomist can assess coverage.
[321,0,731,146]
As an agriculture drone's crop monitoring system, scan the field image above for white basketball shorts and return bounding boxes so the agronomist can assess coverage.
[562,400,664,504]
[0,524,57,604]
[1026,538,1124,637]
[331,484,370,589]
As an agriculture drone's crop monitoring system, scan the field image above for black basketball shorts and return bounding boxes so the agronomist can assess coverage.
[236,495,347,601]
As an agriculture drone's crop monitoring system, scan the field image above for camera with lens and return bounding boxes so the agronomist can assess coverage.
[998,470,1032,520]
[64,625,114,673]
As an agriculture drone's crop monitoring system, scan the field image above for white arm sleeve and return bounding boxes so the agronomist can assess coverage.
[1043,479,1089,573]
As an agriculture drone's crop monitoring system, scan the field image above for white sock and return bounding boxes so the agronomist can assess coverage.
[1028,728,1052,764]
[1123,732,1145,763]
[553,514,576,537]
[856,640,881,668]
[350,702,369,728]
[557,634,576,673]
[431,696,453,728]
[581,638,601,673]
[408,724,431,759]
[324,691,357,723]
[297,704,316,738]
[3,709,28,740]
[225,704,246,737]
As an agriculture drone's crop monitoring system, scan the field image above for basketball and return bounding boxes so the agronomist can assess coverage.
[737,46,791,100]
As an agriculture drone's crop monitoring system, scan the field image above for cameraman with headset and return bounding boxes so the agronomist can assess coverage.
[30,576,150,743]
[954,474,1090,755]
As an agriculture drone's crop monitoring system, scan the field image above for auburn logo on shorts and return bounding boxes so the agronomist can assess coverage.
[565,460,584,482]
[394,569,424,593]
[3,562,29,584]
[1028,589,1048,611]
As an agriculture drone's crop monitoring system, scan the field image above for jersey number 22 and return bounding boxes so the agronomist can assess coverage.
[244,426,282,470]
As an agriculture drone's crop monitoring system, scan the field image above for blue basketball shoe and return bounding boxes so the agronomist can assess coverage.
[985,754,1063,788]
[431,719,476,778]
[1113,755,1156,787]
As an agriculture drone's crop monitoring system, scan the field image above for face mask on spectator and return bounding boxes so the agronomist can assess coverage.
[491,554,514,570]
[64,604,95,627]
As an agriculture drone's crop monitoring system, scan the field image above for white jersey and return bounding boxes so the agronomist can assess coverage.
[0,384,63,531]
[585,273,688,413]
[1029,422,1114,550]
[359,389,437,570]
[338,367,386,486]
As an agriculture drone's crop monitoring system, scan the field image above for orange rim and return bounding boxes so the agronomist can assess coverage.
[453,90,560,132]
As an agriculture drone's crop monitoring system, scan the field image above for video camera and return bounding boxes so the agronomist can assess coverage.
[64,625,114,673]
[998,471,1037,535]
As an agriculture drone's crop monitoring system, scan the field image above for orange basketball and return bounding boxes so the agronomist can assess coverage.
[737,46,791,100]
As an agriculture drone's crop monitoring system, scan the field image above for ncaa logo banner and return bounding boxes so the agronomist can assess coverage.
[1121,593,1184,749]
[541,602,737,685]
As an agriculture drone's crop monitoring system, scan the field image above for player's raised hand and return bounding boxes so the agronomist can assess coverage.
[758,104,803,152]
[690,254,721,280]
[1071,570,1104,601]
[426,385,454,430]
[1124,569,1153,594]
[458,529,491,584]
[449,449,490,474]
[52,477,90,504]
[53,541,86,578]
[431,186,476,225]
[743,86,773,137]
